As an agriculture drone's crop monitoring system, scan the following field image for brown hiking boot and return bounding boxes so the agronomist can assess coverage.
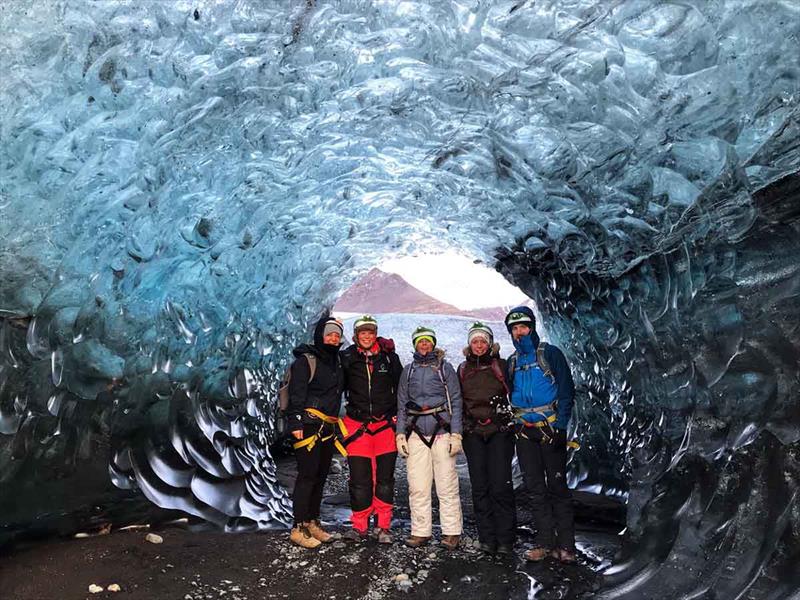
[524,546,550,562]
[306,520,332,543]
[405,535,431,548]
[552,548,577,563]
[290,525,321,549]
[441,535,460,550]
[373,527,393,544]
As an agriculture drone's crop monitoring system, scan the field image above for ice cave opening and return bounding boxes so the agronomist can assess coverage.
[1,1,799,598]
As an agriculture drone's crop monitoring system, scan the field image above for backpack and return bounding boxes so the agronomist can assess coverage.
[507,342,554,384]
[276,354,316,436]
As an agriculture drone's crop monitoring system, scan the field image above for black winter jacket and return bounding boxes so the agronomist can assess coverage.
[286,317,344,432]
[340,339,403,422]
[458,344,511,437]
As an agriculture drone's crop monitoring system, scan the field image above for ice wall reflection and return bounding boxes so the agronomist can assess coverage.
[1,1,798,597]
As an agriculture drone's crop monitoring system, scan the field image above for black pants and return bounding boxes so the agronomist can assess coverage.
[348,453,397,510]
[463,431,516,545]
[293,424,335,525]
[515,428,574,550]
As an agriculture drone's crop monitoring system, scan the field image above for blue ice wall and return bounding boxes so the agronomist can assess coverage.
[1,1,799,597]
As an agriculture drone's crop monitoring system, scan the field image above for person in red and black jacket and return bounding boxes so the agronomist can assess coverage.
[339,315,403,543]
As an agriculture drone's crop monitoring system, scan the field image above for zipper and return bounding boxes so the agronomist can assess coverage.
[366,358,372,416]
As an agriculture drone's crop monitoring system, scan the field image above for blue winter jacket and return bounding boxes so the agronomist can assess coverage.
[397,349,463,437]
[507,329,575,430]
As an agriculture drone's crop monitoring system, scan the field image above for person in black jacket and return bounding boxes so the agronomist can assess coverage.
[339,315,403,544]
[458,322,516,556]
[287,315,345,549]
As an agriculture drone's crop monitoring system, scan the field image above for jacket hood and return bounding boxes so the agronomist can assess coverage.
[312,315,328,348]
[462,343,501,358]
[505,305,536,333]
[512,329,541,355]
[295,315,341,357]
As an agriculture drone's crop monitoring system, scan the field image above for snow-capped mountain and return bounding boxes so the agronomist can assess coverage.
[334,268,524,321]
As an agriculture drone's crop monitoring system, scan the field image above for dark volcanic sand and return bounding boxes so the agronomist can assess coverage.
[0,455,621,600]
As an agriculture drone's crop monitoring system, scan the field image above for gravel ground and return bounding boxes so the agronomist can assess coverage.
[0,454,621,600]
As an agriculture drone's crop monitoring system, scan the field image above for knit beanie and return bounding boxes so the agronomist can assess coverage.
[468,321,493,346]
[411,325,437,349]
[504,306,535,333]
[323,318,344,338]
[353,314,378,334]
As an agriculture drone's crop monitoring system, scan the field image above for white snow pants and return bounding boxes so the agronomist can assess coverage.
[407,433,463,537]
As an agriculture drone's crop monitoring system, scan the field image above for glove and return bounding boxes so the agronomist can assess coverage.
[396,434,409,458]
[448,433,462,457]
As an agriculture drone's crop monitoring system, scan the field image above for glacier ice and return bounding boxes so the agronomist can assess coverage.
[1,1,798,597]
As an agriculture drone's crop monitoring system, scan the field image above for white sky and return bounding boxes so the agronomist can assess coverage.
[379,250,528,310]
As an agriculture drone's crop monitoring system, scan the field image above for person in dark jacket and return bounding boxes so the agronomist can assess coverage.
[396,326,463,550]
[339,315,403,543]
[504,306,576,563]
[458,322,516,556]
[287,315,345,549]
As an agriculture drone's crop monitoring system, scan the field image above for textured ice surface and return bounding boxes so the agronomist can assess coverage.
[1,1,798,597]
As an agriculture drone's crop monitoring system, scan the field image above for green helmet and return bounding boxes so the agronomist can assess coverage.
[353,314,378,333]
[468,321,493,346]
[411,325,436,349]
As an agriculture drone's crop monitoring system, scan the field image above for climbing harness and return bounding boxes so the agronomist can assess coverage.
[508,342,580,449]
[339,414,395,448]
[405,359,452,448]
[292,408,349,456]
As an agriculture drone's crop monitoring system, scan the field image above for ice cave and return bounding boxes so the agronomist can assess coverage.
[0,1,798,598]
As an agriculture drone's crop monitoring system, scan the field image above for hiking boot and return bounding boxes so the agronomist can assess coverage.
[496,543,514,556]
[524,546,550,562]
[405,535,431,548]
[373,527,393,544]
[290,526,321,549]
[479,542,497,555]
[552,548,577,563]
[441,535,460,550]
[342,528,368,543]
[306,520,332,543]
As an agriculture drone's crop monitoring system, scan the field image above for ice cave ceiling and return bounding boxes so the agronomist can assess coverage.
[0,1,798,598]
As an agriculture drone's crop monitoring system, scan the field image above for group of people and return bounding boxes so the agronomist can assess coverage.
[284,306,576,563]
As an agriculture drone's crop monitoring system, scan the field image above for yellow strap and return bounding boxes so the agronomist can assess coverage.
[293,435,318,451]
[334,440,348,456]
[568,440,581,450]
[305,408,339,424]
[524,413,557,427]
[294,410,350,457]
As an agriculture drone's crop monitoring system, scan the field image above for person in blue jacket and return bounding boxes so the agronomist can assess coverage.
[504,306,576,563]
